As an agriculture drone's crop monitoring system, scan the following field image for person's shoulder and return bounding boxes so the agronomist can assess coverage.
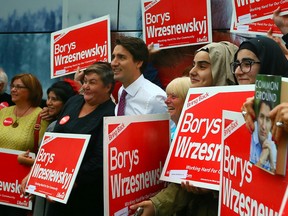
[97,99,115,117]
[1,105,14,112]
[142,77,166,95]
[251,122,259,143]
[31,107,45,118]
[0,105,13,116]
[34,107,42,113]
[66,94,83,104]
[47,121,57,132]
[104,99,116,111]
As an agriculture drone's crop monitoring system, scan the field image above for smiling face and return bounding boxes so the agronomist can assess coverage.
[46,91,64,119]
[111,45,142,88]
[10,79,29,104]
[165,77,191,125]
[165,93,185,125]
[234,49,260,85]
[82,72,111,105]
[189,51,213,87]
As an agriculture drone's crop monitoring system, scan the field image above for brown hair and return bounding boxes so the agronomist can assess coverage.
[11,73,43,107]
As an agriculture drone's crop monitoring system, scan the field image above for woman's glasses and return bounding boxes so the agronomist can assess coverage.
[10,84,28,90]
[230,60,260,74]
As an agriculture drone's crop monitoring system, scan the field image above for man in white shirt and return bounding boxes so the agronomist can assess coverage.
[111,36,167,116]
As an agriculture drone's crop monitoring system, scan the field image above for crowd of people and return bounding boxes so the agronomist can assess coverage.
[1,6,288,216]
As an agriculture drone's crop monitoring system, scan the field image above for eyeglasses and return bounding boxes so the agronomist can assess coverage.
[10,84,28,90]
[230,60,261,74]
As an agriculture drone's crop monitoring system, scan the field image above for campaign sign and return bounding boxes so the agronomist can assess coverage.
[160,85,255,190]
[280,186,288,216]
[230,11,282,37]
[233,0,288,25]
[0,148,34,210]
[51,15,110,78]
[104,114,170,216]
[25,132,90,204]
[141,0,212,49]
[219,111,288,215]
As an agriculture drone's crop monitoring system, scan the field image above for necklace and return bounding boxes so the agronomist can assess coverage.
[12,106,31,128]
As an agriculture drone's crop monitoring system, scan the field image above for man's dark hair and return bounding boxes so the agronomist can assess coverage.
[115,36,149,73]
[258,100,273,117]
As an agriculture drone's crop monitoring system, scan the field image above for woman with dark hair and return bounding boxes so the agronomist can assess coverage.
[19,79,80,216]
[232,36,288,85]
[236,36,288,133]
[235,37,288,174]
[44,79,80,131]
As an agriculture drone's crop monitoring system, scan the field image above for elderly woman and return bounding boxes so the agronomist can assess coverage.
[0,73,49,216]
[166,77,191,140]
[131,76,191,216]
[44,62,115,216]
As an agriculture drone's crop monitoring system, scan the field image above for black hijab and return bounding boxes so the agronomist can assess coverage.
[235,37,288,77]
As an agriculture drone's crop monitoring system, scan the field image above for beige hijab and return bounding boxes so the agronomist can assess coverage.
[197,41,238,86]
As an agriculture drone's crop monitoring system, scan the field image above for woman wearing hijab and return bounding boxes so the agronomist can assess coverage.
[235,37,288,174]
[232,36,288,85]
[130,41,239,216]
[238,36,288,131]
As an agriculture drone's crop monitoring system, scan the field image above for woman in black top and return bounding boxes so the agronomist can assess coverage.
[45,62,115,216]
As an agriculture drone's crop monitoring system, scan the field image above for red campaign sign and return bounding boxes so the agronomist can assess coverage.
[141,0,212,49]
[280,186,288,216]
[161,85,255,190]
[0,148,34,210]
[51,15,110,79]
[25,133,90,204]
[230,11,282,37]
[219,111,288,215]
[104,114,170,216]
[233,0,288,25]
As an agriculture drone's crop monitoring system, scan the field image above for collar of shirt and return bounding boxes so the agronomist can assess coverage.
[252,122,260,146]
[121,74,144,97]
